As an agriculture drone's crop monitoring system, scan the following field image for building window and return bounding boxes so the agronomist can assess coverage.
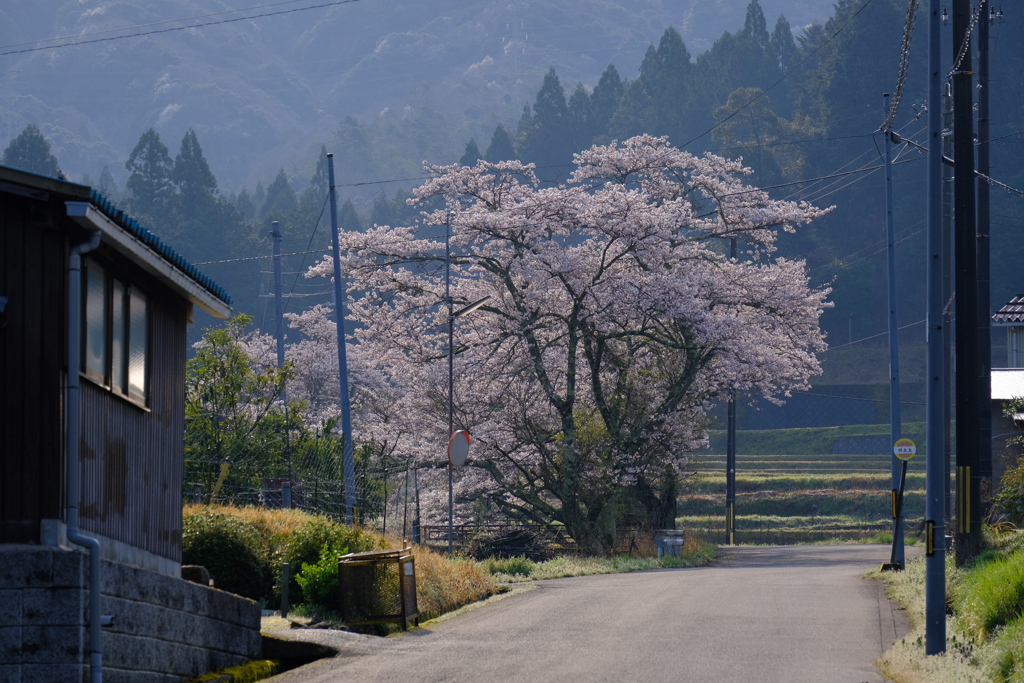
[82,257,149,405]
[1010,326,1024,369]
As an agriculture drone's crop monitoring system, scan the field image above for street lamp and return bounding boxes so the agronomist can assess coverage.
[446,295,489,556]
[443,210,490,555]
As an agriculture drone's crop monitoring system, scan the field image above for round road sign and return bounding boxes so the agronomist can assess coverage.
[448,430,471,467]
[894,438,917,461]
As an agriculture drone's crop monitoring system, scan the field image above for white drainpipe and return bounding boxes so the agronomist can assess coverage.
[67,227,104,683]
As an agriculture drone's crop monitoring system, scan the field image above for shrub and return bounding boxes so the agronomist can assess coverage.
[278,517,382,605]
[295,543,348,611]
[182,510,272,602]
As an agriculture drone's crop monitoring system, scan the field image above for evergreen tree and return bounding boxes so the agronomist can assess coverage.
[459,138,482,166]
[567,83,594,150]
[125,128,174,222]
[609,29,696,146]
[517,68,574,174]
[235,188,256,221]
[253,181,267,214]
[391,188,418,226]
[484,124,517,163]
[339,199,363,233]
[589,65,625,142]
[770,15,799,74]
[261,170,297,218]
[301,146,330,210]
[607,79,655,141]
[1,124,61,177]
[742,0,770,47]
[97,165,120,200]
[712,87,798,186]
[172,129,218,223]
[369,189,395,227]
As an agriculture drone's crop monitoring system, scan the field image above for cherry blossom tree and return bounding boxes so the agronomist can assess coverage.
[308,135,831,552]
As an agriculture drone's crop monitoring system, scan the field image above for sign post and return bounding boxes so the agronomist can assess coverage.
[447,430,471,556]
[883,438,917,571]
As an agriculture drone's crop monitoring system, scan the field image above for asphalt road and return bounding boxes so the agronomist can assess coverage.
[266,545,912,683]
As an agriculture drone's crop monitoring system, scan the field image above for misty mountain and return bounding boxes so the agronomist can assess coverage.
[0,0,826,191]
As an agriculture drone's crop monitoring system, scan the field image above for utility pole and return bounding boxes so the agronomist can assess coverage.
[976,1,993,526]
[271,220,292,508]
[925,0,948,655]
[942,82,954,524]
[882,93,905,568]
[725,236,737,546]
[952,0,980,566]
[327,154,357,525]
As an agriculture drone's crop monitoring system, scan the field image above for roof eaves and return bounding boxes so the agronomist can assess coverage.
[66,201,232,319]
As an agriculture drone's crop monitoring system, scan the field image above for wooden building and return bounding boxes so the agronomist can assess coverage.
[0,166,262,682]
[0,164,231,566]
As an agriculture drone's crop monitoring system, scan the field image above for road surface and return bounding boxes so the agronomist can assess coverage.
[266,544,911,683]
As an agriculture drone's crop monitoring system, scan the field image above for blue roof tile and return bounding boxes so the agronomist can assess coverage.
[87,189,231,306]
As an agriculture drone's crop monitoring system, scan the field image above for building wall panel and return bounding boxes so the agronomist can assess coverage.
[79,297,187,562]
[0,192,66,537]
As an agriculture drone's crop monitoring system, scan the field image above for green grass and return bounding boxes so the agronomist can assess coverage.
[953,550,1024,643]
[698,422,929,456]
[678,427,928,546]
[873,530,1024,683]
[684,490,925,520]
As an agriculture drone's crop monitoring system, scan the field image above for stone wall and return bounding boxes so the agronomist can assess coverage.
[0,545,261,683]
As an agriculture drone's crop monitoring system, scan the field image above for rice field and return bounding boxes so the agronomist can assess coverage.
[680,437,927,545]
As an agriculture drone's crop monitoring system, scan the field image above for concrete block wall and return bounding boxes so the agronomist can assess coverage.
[0,546,261,683]
[0,545,86,683]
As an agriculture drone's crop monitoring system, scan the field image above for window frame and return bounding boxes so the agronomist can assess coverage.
[81,256,150,408]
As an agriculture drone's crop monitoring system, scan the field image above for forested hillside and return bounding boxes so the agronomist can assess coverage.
[3,0,1023,354]
[0,0,826,190]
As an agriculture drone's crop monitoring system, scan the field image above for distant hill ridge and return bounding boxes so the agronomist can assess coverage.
[0,1,825,189]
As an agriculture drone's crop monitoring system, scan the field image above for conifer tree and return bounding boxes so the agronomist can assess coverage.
[459,138,482,166]
[125,128,174,221]
[484,124,516,163]
[2,124,61,177]
[261,170,297,218]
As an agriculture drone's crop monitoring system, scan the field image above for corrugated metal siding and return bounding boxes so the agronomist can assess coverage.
[79,296,187,562]
[0,193,66,530]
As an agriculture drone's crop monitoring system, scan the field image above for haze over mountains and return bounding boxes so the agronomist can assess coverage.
[0,0,826,191]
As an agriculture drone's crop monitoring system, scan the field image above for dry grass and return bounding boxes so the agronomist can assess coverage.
[411,546,499,621]
[183,502,312,540]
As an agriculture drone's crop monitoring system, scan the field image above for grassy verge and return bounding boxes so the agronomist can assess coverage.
[481,535,717,583]
[699,422,929,456]
[872,529,1024,682]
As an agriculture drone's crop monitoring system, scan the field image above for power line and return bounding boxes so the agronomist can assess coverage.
[0,0,319,51]
[0,0,363,57]
[823,318,925,352]
[194,249,328,266]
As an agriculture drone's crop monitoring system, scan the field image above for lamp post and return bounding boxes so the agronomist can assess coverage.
[443,209,490,555]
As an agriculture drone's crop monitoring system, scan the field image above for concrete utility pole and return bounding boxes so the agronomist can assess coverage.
[327,154,357,525]
[271,220,292,507]
[976,0,993,528]
[925,0,948,655]
[726,236,737,546]
[882,93,905,568]
[952,0,981,566]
